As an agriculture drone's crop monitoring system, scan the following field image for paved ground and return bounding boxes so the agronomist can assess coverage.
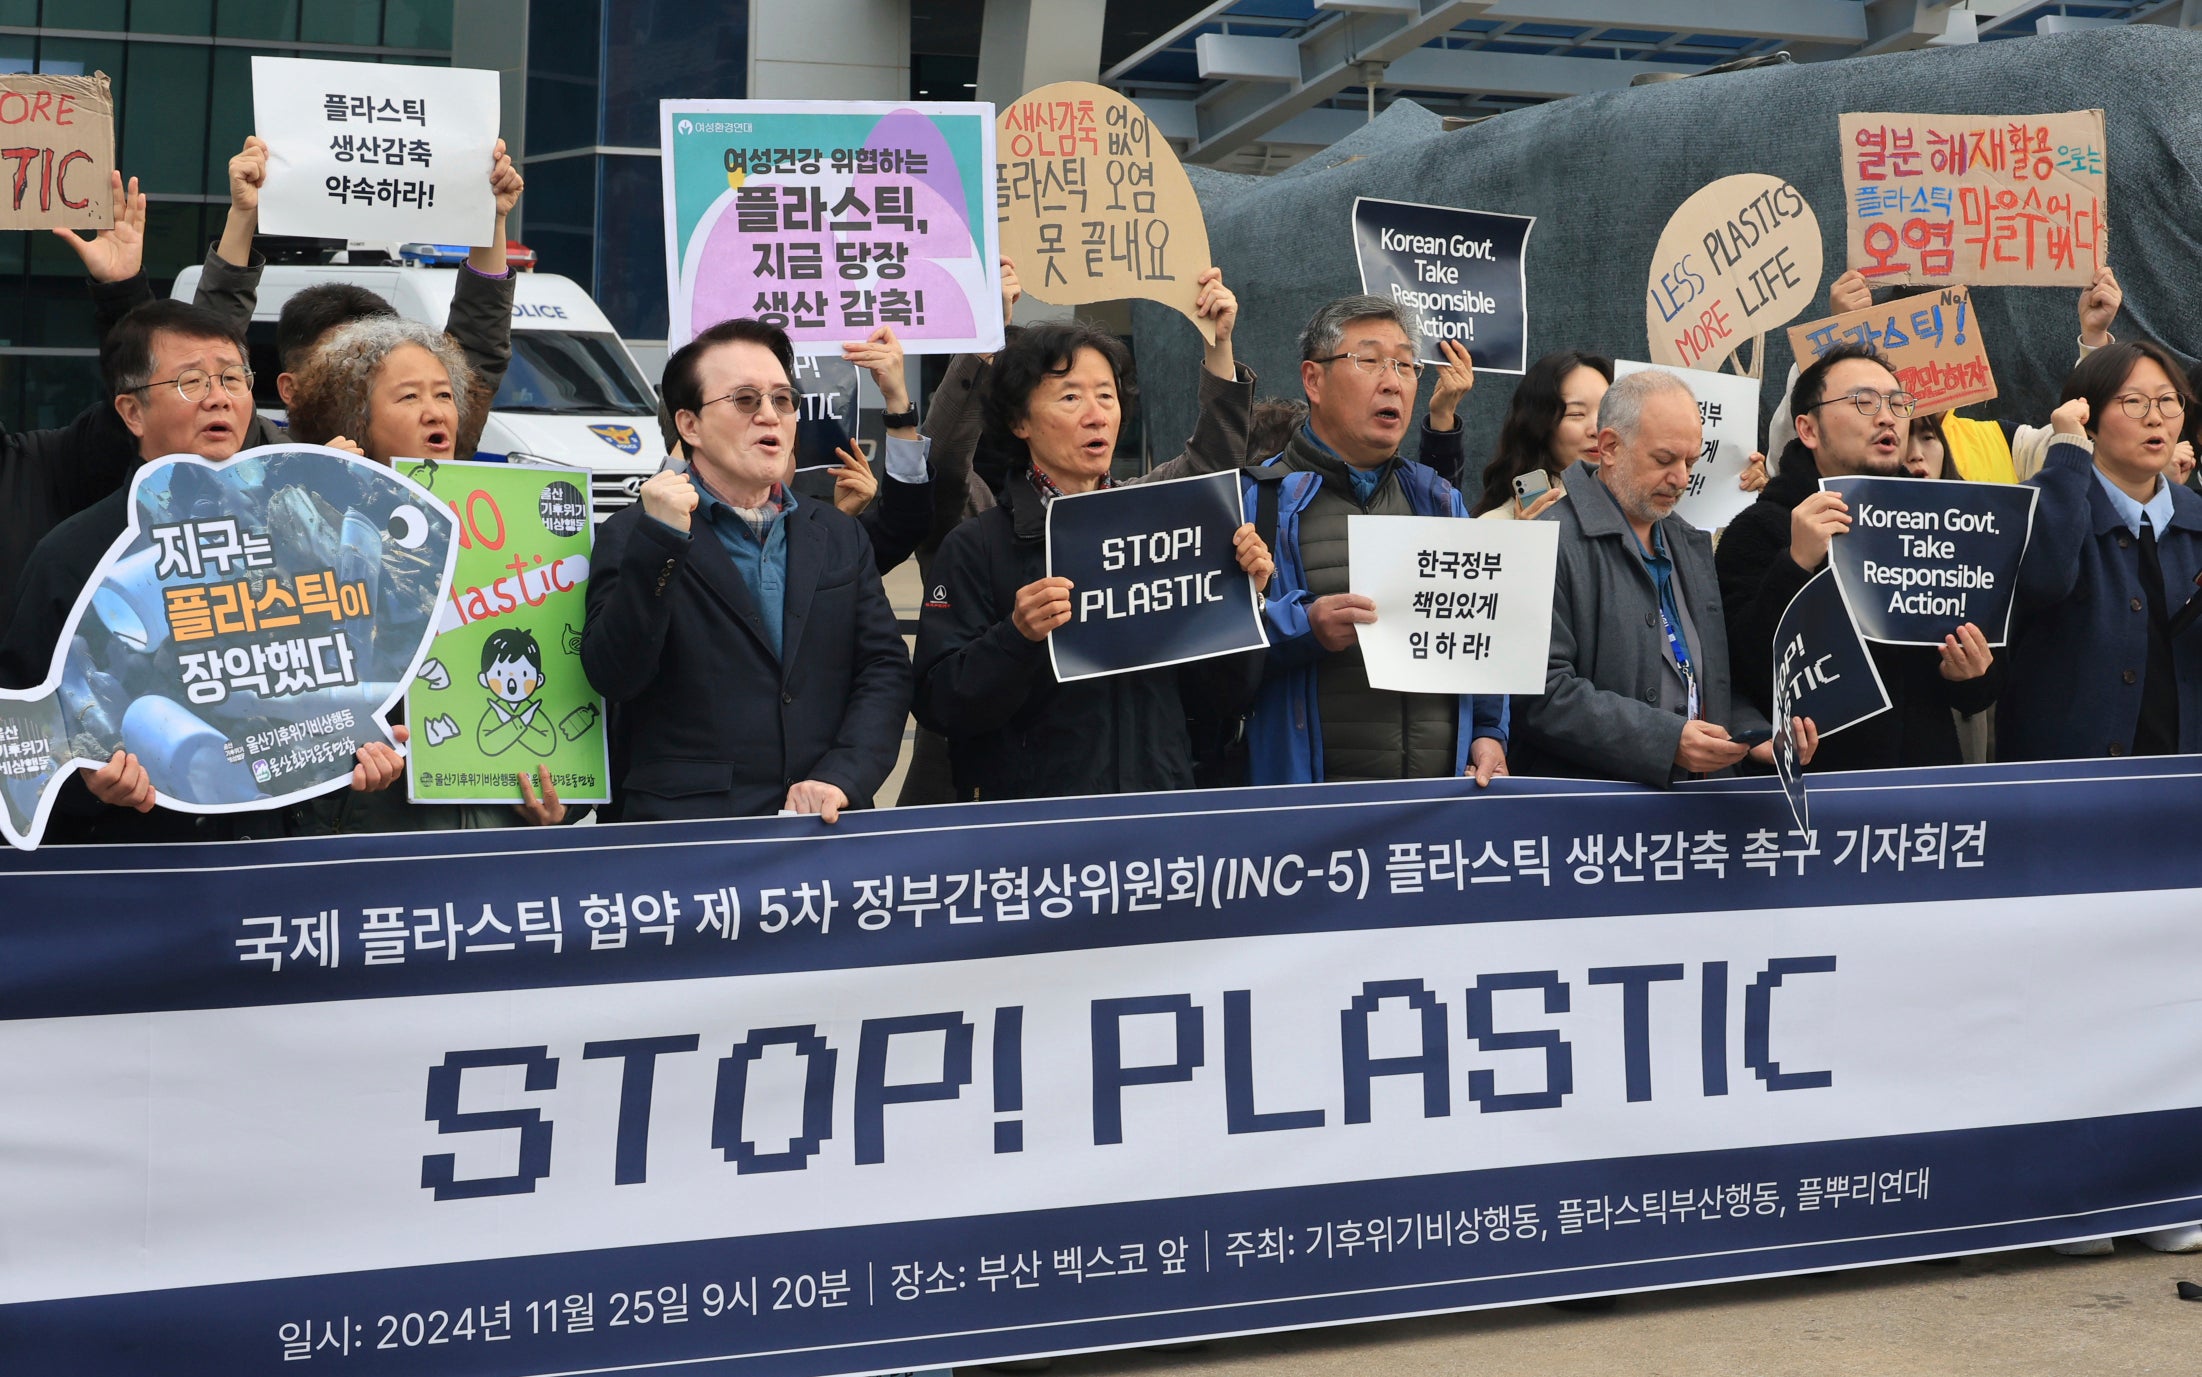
[1031,1247,2201,1377]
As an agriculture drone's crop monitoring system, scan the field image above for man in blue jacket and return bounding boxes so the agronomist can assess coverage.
[1240,294,1509,786]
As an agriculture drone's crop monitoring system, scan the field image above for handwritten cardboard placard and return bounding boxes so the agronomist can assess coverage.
[997,81,1214,344]
[1351,198,1534,375]
[1645,173,1822,375]
[0,73,114,232]
[253,56,500,245]
[1787,286,1996,414]
[1839,110,2106,288]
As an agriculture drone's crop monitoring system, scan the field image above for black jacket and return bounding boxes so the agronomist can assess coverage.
[581,496,912,822]
[1715,442,1997,771]
[913,470,1264,801]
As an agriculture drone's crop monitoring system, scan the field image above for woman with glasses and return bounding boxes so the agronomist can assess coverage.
[2003,340,2202,771]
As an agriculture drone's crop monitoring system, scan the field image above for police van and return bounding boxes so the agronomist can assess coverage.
[172,247,663,521]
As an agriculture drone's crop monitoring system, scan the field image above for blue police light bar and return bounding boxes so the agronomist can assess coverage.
[397,242,473,266]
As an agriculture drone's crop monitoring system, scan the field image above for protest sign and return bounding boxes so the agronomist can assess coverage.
[1645,174,1822,376]
[0,445,457,850]
[1839,111,2106,288]
[791,354,865,472]
[1351,198,1533,374]
[251,57,499,246]
[0,72,113,232]
[998,82,1214,344]
[1613,360,1761,531]
[396,460,609,806]
[1347,515,1557,694]
[1787,286,1996,414]
[662,100,1002,355]
[1044,471,1266,682]
[1821,476,2038,646]
[8,758,2202,1375]
[1774,568,1892,743]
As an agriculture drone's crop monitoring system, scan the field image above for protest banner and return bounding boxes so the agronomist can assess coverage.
[6,757,2202,1375]
[396,460,609,807]
[1821,476,2038,646]
[1351,198,1533,374]
[251,57,500,246]
[1839,111,2106,288]
[1645,173,1822,376]
[1613,360,1761,531]
[1043,472,1266,682]
[1347,515,1557,694]
[0,72,114,232]
[998,82,1214,344]
[0,445,457,851]
[1787,286,1996,414]
[662,100,1002,355]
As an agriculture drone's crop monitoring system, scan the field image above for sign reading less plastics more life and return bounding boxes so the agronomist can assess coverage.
[997,82,1215,343]
[1821,476,2039,646]
[1787,286,1996,414]
[0,72,114,232]
[1645,174,1822,374]
[1044,471,1268,682]
[1347,515,1558,695]
[1612,360,1761,532]
[1351,198,1534,375]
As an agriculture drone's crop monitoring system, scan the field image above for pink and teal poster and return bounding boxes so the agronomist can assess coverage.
[660,100,1003,356]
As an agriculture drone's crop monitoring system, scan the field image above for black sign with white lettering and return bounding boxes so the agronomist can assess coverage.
[1351,197,1533,374]
[1771,568,1893,833]
[1044,471,1268,683]
[1822,477,2038,646]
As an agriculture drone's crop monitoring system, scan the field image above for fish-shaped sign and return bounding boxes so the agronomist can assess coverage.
[0,444,458,850]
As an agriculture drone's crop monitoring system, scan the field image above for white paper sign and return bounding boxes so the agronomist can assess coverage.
[252,56,500,246]
[1347,515,1557,694]
[1613,359,1762,531]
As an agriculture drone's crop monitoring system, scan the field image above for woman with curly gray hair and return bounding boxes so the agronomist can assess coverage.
[285,316,479,465]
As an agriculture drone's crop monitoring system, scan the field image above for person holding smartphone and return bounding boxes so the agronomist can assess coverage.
[1471,350,1613,520]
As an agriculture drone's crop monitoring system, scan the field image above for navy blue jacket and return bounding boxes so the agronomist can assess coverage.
[2003,439,2202,761]
[582,497,912,821]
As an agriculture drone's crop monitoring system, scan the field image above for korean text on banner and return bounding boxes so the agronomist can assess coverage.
[1821,476,2038,646]
[398,460,610,806]
[1044,472,1267,682]
[998,82,1215,344]
[1613,360,1761,531]
[662,100,1003,356]
[0,73,114,232]
[251,56,500,246]
[1348,514,1557,694]
[1351,198,1534,375]
[1645,174,1822,375]
[1839,110,2106,288]
[1787,286,1996,414]
[0,445,458,850]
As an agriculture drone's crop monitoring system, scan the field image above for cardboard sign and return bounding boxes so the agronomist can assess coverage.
[1821,476,2038,647]
[1787,286,1996,414]
[0,73,114,231]
[397,460,610,806]
[1351,198,1534,375]
[998,81,1214,344]
[1612,360,1761,531]
[1347,515,1558,695]
[663,100,1002,356]
[1044,472,1267,682]
[1840,111,2106,288]
[1645,174,1823,374]
[0,446,457,850]
[252,56,500,245]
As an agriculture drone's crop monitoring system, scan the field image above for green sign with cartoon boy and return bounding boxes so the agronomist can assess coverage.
[398,459,611,807]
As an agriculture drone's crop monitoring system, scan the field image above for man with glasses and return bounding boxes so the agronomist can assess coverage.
[1239,294,1511,787]
[581,317,913,822]
[1716,344,1998,771]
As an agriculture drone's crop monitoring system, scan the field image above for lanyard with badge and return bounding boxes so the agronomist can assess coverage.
[1642,538,1700,721]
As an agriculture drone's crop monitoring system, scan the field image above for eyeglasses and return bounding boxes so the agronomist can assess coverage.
[2114,392,2186,420]
[703,386,801,417]
[134,367,253,403]
[1806,387,1919,420]
[1314,352,1425,382]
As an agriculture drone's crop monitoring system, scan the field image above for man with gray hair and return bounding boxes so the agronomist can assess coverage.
[1237,294,1510,786]
[1514,367,1818,786]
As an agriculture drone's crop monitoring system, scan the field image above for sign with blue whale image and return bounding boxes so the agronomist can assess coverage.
[0,445,458,850]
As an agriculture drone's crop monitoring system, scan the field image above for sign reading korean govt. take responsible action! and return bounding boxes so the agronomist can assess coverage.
[1352,198,1533,375]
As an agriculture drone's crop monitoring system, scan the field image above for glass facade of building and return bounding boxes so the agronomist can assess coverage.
[0,0,451,429]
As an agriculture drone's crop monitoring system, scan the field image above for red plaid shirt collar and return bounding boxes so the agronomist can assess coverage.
[1026,465,1113,503]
